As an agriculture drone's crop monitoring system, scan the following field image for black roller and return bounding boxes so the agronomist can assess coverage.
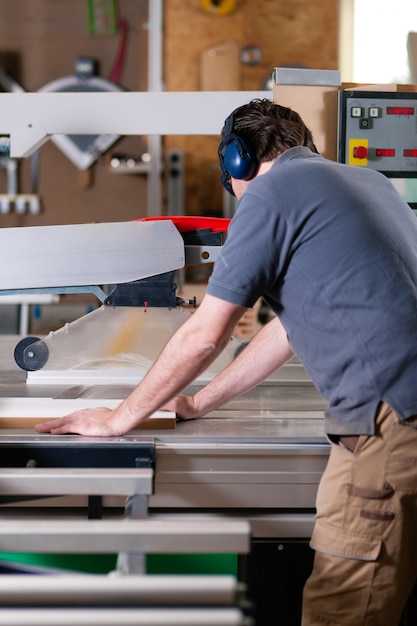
[14,336,49,371]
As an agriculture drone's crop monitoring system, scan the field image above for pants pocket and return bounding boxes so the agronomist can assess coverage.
[310,519,382,561]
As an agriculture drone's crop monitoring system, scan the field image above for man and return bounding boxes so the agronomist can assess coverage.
[37,99,417,625]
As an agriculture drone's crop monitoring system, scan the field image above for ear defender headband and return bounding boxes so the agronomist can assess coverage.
[218,113,258,196]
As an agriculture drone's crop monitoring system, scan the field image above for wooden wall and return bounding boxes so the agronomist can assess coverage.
[164,0,340,217]
[0,0,340,227]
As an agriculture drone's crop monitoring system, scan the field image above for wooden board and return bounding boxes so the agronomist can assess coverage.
[0,398,176,430]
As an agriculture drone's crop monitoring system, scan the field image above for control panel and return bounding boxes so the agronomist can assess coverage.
[338,91,417,178]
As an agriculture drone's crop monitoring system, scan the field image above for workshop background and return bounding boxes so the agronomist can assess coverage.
[1,6,417,626]
[0,0,339,227]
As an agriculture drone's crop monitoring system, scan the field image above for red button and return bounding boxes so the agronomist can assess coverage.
[353,146,368,159]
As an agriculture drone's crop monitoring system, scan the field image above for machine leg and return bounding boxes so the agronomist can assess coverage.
[115,493,148,575]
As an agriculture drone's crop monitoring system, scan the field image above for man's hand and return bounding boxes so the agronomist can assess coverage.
[35,407,123,437]
[35,397,197,436]
[162,395,197,421]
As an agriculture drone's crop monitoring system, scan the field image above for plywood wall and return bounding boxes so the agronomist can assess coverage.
[163,0,340,217]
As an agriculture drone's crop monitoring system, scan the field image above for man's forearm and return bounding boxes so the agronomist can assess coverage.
[192,316,294,417]
[111,297,246,433]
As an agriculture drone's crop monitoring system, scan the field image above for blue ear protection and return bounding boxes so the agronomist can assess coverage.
[218,113,258,196]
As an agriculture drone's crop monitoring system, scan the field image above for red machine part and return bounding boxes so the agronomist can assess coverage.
[135,216,231,233]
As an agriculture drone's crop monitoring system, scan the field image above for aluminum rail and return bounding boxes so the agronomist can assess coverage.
[0,468,153,496]
[0,519,251,554]
[0,574,244,606]
[0,608,250,626]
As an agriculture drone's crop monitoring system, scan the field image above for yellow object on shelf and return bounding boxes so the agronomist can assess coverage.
[200,0,237,17]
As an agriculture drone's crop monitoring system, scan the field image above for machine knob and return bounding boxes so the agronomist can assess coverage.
[353,145,368,159]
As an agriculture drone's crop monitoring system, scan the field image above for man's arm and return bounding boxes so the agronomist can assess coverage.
[164,315,294,420]
[35,295,246,436]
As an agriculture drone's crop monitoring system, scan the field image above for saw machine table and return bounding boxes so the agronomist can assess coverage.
[0,384,329,513]
[0,341,329,519]
[0,182,330,626]
[0,213,329,534]
[0,335,329,626]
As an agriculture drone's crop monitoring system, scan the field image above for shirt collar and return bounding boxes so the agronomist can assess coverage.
[275,146,318,165]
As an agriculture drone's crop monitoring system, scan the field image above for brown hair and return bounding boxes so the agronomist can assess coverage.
[223,98,318,163]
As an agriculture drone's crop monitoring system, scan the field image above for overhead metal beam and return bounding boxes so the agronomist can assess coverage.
[0,90,272,158]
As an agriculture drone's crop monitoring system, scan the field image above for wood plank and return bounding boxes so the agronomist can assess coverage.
[0,398,175,430]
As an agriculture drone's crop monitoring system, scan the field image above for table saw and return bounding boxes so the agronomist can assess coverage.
[0,215,329,625]
[0,337,329,626]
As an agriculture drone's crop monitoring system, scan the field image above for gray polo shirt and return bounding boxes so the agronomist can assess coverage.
[207,147,417,435]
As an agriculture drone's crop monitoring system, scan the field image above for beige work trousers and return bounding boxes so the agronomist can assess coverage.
[302,403,417,626]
